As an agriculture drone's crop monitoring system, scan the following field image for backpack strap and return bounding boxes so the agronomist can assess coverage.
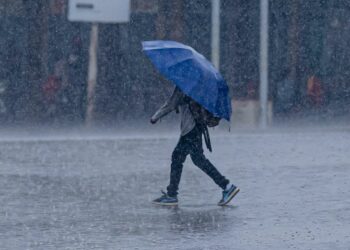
[201,124,212,152]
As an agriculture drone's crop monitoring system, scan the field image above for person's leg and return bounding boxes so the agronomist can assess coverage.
[189,127,229,190]
[166,136,190,197]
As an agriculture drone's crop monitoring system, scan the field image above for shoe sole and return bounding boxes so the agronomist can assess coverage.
[152,201,178,206]
[218,188,240,206]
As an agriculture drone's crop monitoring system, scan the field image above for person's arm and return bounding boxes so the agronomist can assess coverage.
[151,87,182,123]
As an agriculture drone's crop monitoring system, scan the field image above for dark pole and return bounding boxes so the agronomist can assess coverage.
[23,0,49,122]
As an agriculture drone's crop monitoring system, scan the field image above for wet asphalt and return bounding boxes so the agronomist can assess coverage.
[0,130,349,249]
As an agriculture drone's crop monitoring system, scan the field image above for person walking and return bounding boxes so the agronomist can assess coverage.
[150,87,239,206]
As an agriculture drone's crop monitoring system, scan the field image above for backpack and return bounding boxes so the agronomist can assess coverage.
[186,98,221,128]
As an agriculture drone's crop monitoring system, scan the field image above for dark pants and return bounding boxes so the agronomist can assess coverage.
[167,125,229,197]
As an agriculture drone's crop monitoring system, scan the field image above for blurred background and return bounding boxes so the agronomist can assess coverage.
[0,0,349,128]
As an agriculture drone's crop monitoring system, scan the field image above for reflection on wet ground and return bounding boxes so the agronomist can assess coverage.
[167,206,240,233]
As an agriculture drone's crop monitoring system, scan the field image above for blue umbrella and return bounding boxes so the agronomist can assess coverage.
[142,40,232,121]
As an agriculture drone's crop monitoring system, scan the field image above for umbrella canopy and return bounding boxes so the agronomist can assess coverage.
[142,40,232,121]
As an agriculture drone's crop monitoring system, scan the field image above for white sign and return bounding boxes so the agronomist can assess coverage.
[68,0,130,23]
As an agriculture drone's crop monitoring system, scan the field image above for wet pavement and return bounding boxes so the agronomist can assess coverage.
[0,129,349,249]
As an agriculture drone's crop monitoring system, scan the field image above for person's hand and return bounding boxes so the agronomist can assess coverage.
[150,118,157,124]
